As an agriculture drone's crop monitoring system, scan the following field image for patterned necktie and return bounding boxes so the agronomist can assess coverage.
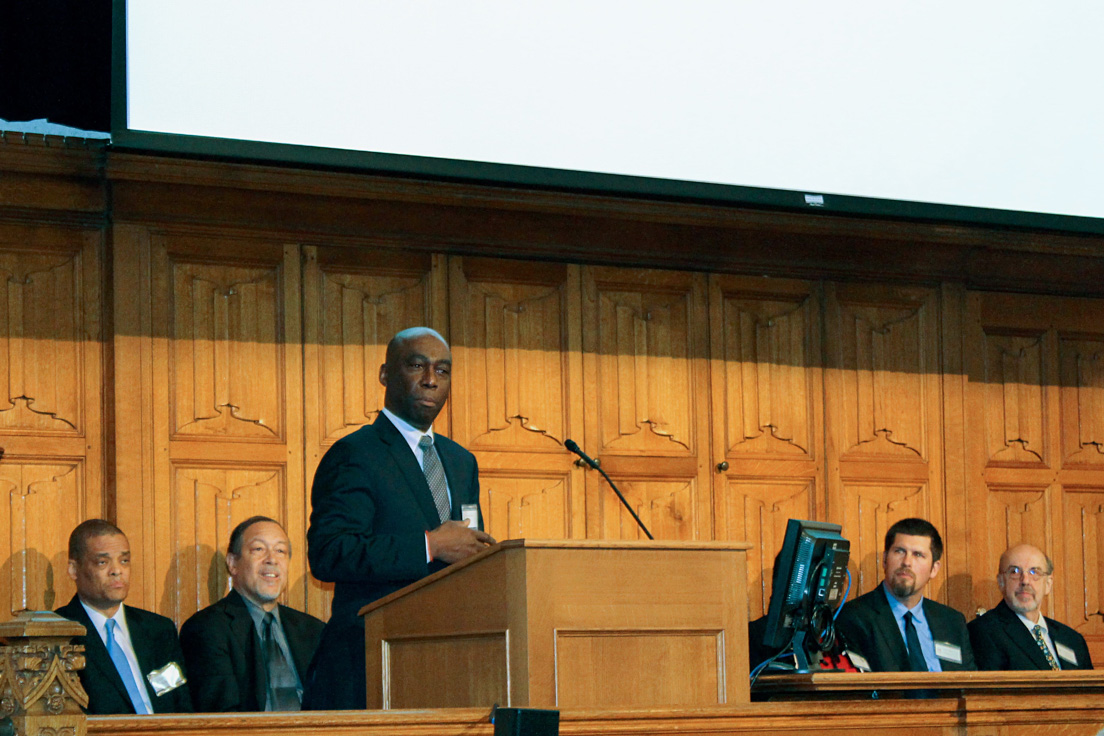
[104,619,151,714]
[261,612,302,711]
[419,435,451,524]
[903,611,929,672]
[1032,624,1060,670]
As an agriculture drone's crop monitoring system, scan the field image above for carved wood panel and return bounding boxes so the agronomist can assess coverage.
[170,263,285,440]
[581,266,710,541]
[0,251,84,435]
[583,267,705,457]
[1059,486,1104,635]
[0,461,84,613]
[828,285,938,462]
[980,332,1048,466]
[1060,337,1104,467]
[450,259,576,452]
[595,477,697,541]
[481,472,572,542]
[711,279,820,460]
[716,477,814,618]
[0,224,102,621]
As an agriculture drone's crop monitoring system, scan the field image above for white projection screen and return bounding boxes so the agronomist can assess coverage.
[113,1,1104,233]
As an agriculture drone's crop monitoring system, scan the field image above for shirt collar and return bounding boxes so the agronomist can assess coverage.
[1016,610,1048,633]
[382,407,434,455]
[237,589,282,630]
[79,599,129,638]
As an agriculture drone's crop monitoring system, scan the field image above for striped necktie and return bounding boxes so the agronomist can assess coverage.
[1032,624,1060,670]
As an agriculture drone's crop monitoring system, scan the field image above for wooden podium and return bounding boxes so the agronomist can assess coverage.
[360,539,751,710]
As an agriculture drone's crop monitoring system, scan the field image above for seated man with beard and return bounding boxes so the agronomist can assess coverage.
[835,517,976,672]
[968,543,1092,670]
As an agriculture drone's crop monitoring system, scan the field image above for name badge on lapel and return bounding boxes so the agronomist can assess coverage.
[1055,642,1078,667]
[934,641,963,664]
[147,661,187,696]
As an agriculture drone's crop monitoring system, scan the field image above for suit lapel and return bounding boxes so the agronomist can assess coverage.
[375,413,445,528]
[123,607,159,708]
[279,607,313,679]
[223,591,267,708]
[869,589,911,670]
[997,602,1052,669]
[66,599,137,710]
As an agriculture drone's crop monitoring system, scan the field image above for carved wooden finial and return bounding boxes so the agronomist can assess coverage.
[0,611,88,736]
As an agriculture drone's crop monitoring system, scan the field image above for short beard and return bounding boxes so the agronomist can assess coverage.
[888,575,917,599]
[1007,588,1039,616]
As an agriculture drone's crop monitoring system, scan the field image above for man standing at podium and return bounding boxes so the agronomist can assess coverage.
[968,543,1092,670]
[835,517,976,672]
[305,326,495,709]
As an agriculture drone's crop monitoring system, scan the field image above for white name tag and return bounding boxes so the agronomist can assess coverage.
[1055,641,1078,667]
[845,650,872,672]
[934,641,963,664]
[461,503,480,528]
[147,661,186,696]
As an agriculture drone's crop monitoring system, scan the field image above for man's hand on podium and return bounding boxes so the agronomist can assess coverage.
[427,520,496,564]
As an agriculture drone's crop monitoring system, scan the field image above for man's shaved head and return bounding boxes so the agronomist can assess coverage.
[385,327,449,366]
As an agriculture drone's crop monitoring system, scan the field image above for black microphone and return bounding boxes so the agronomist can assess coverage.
[563,439,598,469]
[563,439,653,540]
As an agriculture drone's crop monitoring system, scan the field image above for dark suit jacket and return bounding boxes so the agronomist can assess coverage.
[968,599,1093,671]
[179,589,325,711]
[304,413,482,710]
[835,585,977,672]
[56,595,193,714]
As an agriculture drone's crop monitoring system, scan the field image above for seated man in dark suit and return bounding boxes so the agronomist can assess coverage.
[968,543,1092,670]
[56,519,192,714]
[180,516,324,711]
[835,517,976,672]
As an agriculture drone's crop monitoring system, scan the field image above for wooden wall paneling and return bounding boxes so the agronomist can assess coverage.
[301,244,447,619]
[965,291,1104,662]
[580,266,711,542]
[938,283,971,613]
[447,257,584,543]
[707,274,824,619]
[824,283,945,598]
[0,222,103,618]
[962,291,1054,619]
[122,231,303,623]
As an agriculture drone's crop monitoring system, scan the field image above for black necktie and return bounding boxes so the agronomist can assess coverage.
[903,611,929,672]
[261,612,301,711]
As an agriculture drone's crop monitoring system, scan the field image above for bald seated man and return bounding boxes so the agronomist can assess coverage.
[305,327,496,709]
[968,543,1093,670]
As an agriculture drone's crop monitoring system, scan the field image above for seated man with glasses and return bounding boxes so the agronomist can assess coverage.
[968,543,1093,670]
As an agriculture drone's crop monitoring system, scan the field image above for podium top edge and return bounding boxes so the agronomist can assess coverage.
[499,539,754,551]
[360,538,751,615]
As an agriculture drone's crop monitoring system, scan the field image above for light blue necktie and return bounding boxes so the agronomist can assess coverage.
[105,618,150,714]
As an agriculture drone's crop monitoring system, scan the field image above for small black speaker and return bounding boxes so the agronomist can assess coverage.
[492,706,559,736]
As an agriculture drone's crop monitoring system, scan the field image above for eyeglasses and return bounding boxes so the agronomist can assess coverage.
[1001,565,1049,581]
